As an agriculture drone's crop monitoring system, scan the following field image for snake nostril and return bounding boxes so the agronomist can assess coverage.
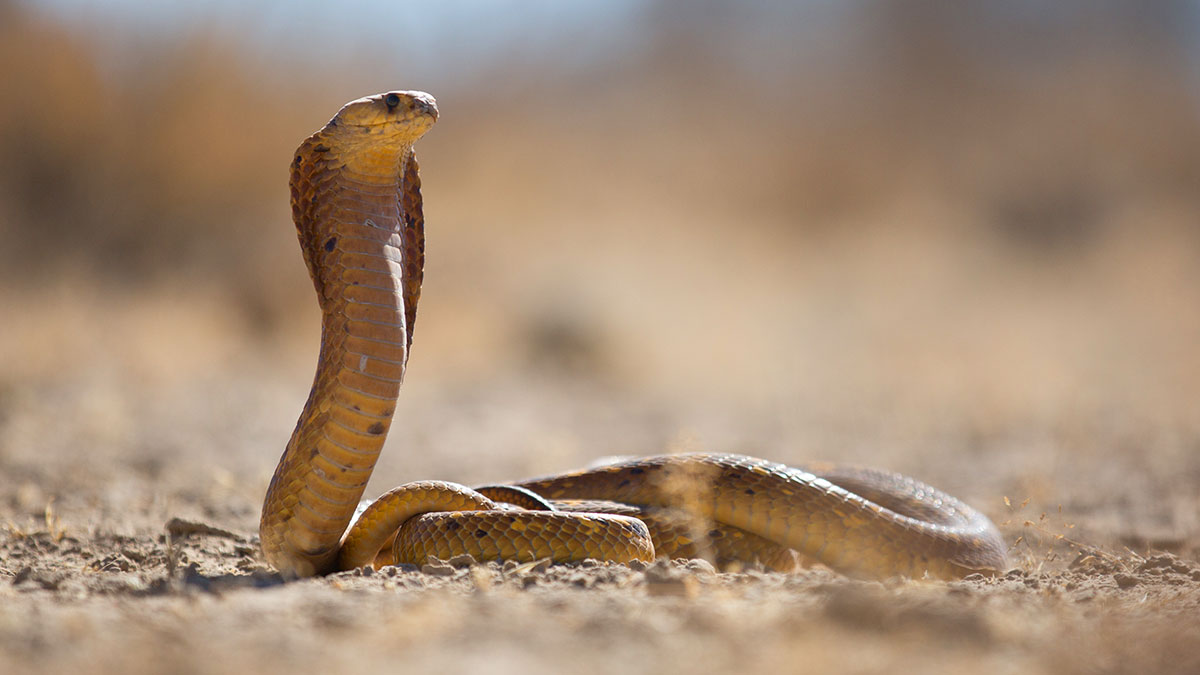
[384,93,401,110]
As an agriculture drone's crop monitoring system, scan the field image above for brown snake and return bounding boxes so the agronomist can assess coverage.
[259,92,1007,580]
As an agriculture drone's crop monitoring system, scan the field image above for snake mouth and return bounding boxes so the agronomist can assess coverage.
[357,119,432,129]
[400,93,439,121]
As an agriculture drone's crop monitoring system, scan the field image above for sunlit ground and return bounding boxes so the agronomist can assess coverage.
[2,2,1200,673]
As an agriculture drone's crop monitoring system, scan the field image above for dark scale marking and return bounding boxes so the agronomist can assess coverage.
[744,488,756,495]
[708,529,722,538]
[313,144,331,153]
[617,479,630,488]
[367,422,385,435]
[629,468,645,475]
[447,521,461,531]
[324,237,337,252]
[309,448,318,459]
[474,529,487,538]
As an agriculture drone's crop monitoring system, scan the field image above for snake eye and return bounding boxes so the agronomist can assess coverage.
[384,93,401,110]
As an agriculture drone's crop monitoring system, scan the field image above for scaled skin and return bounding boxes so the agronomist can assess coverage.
[260,92,1006,580]
[260,91,438,578]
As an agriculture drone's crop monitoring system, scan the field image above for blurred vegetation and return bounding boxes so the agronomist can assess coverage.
[2,0,1199,431]
[5,0,1198,281]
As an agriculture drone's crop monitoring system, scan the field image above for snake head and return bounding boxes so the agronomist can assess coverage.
[321,90,438,149]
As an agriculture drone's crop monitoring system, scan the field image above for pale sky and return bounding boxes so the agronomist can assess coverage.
[23,0,649,78]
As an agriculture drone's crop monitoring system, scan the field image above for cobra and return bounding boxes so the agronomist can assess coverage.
[259,91,1007,580]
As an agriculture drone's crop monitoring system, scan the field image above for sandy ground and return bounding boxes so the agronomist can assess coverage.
[5,5,1200,673]
[2,340,1199,675]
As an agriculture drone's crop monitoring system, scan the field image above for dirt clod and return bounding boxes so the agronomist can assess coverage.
[1113,573,1140,589]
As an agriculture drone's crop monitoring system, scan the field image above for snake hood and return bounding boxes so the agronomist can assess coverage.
[263,91,435,577]
[290,90,435,307]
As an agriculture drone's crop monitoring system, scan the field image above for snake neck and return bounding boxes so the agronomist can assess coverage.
[260,137,422,577]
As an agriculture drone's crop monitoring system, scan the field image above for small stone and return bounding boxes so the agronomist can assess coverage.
[505,558,552,576]
[120,548,146,564]
[1137,555,1174,572]
[644,565,679,584]
[382,564,418,576]
[1113,573,1139,589]
[421,563,455,577]
[11,566,33,586]
[446,554,476,569]
[685,559,716,575]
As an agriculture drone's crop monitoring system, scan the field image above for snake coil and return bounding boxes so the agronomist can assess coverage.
[259,92,1007,580]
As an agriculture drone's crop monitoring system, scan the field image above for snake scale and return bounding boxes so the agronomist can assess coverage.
[259,92,1007,580]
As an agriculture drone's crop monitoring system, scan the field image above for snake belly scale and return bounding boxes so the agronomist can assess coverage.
[258,91,1007,580]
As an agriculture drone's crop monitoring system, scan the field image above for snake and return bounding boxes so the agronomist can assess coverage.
[259,91,1007,581]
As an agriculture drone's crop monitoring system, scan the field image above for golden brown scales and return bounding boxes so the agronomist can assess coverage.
[259,91,1007,580]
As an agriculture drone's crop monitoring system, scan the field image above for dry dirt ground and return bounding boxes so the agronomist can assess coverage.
[5,5,1200,674]
[1,329,1199,675]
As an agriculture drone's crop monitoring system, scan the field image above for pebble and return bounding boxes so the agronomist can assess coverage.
[421,562,455,577]
[1113,573,1139,589]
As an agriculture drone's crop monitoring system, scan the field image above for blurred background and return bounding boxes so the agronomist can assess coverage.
[2,0,1198,558]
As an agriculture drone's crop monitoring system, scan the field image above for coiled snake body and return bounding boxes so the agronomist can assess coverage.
[259,92,1006,580]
